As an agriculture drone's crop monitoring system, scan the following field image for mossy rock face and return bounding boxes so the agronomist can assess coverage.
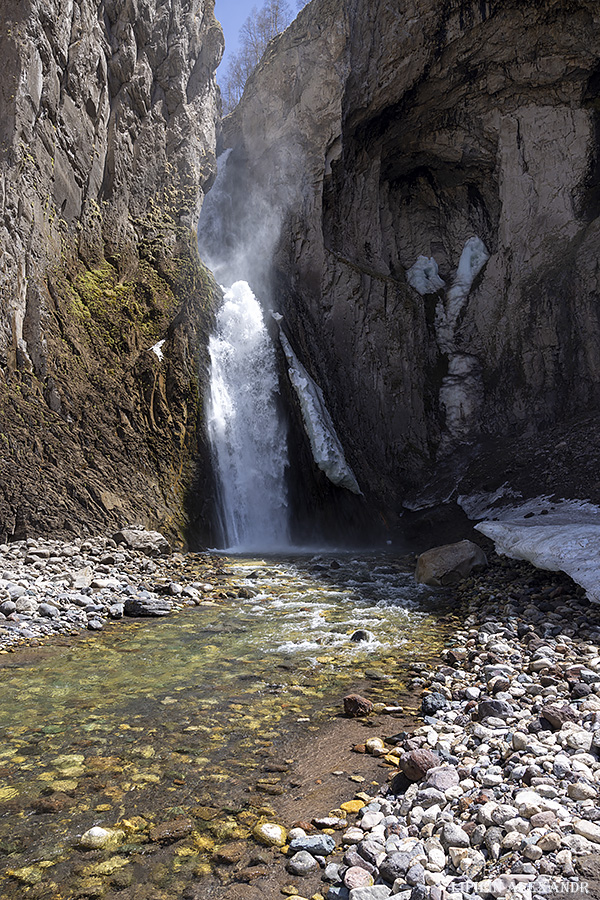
[0,226,221,549]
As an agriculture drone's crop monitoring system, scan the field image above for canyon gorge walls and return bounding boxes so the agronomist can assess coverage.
[223,0,600,533]
[0,0,223,544]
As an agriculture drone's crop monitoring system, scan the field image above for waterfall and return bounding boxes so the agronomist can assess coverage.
[200,150,361,549]
[206,280,289,551]
[199,151,290,550]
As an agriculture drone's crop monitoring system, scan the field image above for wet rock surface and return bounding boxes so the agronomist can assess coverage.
[0,0,223,547]
[223,0,600,532]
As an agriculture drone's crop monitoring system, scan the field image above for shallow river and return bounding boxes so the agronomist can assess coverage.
[0,553,455,898]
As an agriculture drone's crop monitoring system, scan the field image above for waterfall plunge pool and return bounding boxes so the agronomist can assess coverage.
[0,553,457,898]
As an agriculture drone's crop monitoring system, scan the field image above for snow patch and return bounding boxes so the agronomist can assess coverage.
[476,520,600,605]
[461,493,600,524]
[277,328,362,495]
[406,256,445,295]
[150,340,166,361]
[460,493,600,604]
[458,485,522,519]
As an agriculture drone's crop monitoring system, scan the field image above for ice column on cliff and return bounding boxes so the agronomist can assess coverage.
[407,237,490,445]
[435,237,489,354]
[276,322,361,495]
[439,238,489,444]
[406,256,445,296]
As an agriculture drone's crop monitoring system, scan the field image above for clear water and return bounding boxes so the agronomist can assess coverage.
[0,554,452,898]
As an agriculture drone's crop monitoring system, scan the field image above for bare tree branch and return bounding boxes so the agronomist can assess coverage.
[221,0,293,114]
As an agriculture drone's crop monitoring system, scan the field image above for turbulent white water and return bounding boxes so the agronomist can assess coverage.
[207,280,289,550]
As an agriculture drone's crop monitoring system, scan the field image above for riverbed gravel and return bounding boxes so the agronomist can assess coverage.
[3,531,600,899]
[273,556,600,900]
[0,529,230,652]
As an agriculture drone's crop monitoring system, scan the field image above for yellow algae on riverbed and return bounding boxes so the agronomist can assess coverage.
[0,552,452,897]
[192,833,215,852]
[83,857,129,876]
[53,753,85,767]
[118,816,148,835]
[6,866,42,885]
[51,779,79,791]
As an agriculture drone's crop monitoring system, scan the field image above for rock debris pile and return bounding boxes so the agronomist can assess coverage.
[0,529,226,651]
[277,562,600,900]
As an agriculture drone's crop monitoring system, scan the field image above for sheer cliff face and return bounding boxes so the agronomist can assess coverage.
[224,0,600,523]
[0,0,223,543]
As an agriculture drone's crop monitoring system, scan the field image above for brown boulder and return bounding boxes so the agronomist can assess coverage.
[213,841,248,866]
[399,748,442,781]
[343,694,373,717]
[415,541,487,587]
[33,792,75,814]
[541,703,578,731]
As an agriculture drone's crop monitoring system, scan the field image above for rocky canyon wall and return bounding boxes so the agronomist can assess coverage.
[0,0,223,544]
[223,0,600,534]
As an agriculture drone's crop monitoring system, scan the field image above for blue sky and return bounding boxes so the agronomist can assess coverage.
[214,0,256,86]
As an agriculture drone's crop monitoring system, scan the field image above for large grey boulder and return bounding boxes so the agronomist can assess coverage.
[113,529,170,557]
[415,540,487,586]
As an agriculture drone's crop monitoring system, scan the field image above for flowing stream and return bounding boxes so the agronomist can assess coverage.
[0,554,454,898]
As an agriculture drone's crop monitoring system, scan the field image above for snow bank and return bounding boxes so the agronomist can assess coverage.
[150,340,166,361]
[476,520,600,604]
[466,495,600,604]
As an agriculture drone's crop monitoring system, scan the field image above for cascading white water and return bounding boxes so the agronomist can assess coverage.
[207,280,289,550]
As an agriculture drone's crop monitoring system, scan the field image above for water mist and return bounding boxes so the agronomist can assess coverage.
[199,151,290,551]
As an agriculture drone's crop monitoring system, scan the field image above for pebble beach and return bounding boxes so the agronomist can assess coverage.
[272,557,600,900]
[1,532,600,900]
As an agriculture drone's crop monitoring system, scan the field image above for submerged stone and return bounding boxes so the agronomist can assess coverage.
[79,826,124,850]
[149,817,193,843]
[343,694,373,717]
[252,821,287,847]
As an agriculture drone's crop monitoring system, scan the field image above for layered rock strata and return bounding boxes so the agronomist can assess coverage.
[222,0,600,532]
[0,0,223,544]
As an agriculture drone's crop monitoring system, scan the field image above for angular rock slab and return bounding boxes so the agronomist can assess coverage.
[124,596,172,617]
[289,833,336,856]
[349,886,392,899]
[415,540,487,586]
